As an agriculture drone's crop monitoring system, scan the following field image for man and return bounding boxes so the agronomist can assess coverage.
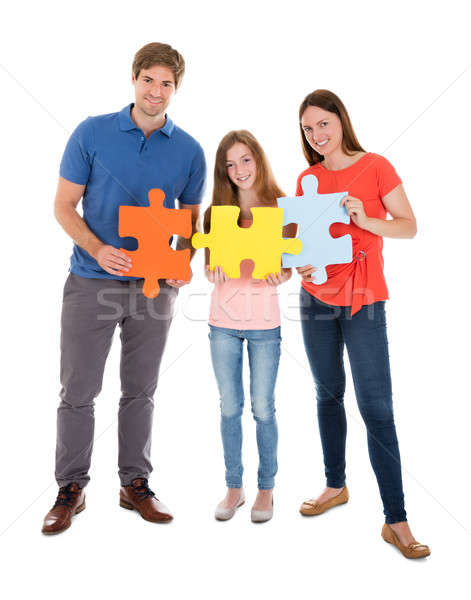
[42,42,206,534]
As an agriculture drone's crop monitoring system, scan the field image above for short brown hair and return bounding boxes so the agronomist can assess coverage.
[132,42,185,88]
[299,89,365,166]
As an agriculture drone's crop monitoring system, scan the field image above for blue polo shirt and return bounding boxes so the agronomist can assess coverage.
[59,103,206,279]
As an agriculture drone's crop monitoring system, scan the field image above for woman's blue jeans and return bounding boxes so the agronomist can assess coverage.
[209,325,280,490]
[299,287,407,524]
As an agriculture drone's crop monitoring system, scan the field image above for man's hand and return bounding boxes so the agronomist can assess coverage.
[95,244,132,276]
[165,202,200,289]
[166,272,193,288]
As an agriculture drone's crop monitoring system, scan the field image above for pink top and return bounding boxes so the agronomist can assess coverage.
[208,219,281,330]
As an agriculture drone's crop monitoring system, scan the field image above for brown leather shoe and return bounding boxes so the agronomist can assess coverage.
[299,486,349,516]
[381,523,431,559]
[42,483,86,535]
[120,478,173,523]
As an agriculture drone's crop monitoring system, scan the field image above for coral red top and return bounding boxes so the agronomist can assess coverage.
[296,153,402,315]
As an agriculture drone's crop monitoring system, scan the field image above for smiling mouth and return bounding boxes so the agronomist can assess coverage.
[315,139,328,147]
[146,97,163,105]
[237,175,250,182]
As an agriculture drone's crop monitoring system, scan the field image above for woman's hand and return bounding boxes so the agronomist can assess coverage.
[296,265,317,283]
[341,195,371,230]
[205,265,229,284]
[265,268,292,286]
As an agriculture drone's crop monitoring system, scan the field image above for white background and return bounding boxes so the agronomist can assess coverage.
[1,0,470,597]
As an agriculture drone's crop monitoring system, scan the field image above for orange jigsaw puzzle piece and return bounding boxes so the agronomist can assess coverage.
[119,188,192,298]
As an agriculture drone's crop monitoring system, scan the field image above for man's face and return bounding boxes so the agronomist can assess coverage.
[132,65,176,119]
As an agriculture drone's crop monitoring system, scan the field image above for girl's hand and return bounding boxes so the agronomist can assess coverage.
[296,265,317,282]
[341,195,371,230]
[205,265,229,284]
[265,268,292,286]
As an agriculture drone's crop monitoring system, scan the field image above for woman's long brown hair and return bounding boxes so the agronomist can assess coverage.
[299,89,365,166]
[203,130,284,233]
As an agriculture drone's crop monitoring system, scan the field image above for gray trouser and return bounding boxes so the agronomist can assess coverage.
[55,273,178,488]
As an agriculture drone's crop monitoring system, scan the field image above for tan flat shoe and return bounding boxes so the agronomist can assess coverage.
[381,523,431,559]
[299,486,349,516]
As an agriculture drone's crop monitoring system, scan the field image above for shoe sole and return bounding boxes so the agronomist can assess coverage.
[119,498,173,523]
[42,500,86,535]
[299,498,348,516]
[215,500,245,521]
[381,530,431,559]
[251,513,273,523]
[120,498,135,511]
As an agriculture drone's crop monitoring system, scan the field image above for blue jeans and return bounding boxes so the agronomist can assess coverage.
[299,287,406,524]
[209,325,281,490]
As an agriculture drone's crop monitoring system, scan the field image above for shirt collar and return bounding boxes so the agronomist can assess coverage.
[118,103,174,137]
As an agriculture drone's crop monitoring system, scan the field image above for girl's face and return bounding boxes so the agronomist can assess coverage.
[301,106,343,157]
[226,143,257,190]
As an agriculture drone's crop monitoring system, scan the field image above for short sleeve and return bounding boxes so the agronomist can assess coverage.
[376,155,402,199]
[59,117,94,185]
[178,143,207,205]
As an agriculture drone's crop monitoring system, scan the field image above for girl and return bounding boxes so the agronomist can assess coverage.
[204,130,294,523]
[295,90,430,558]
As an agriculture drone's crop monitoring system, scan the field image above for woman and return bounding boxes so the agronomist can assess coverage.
[295,90,430,558]
[204,130,294,523]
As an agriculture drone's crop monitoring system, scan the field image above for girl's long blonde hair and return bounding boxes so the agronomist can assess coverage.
[203,130,284,233]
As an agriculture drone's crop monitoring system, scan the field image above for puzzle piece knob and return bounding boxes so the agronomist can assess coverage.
[142,278,161,298]
[300,174,319,197]
[312,266,327,285]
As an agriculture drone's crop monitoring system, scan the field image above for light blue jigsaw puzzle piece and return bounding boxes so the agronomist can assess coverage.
[278,174,352,285]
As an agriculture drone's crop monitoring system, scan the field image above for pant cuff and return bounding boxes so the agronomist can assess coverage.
[326,479,346,488]
[119,473,151,486]
[56,478,88,489]
[385,513,408,524]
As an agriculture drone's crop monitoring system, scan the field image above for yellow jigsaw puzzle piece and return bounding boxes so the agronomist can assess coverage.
[192,206,302,278]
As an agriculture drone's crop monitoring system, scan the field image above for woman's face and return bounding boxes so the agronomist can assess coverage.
[226,143,257,190]
[301,106,343,157]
